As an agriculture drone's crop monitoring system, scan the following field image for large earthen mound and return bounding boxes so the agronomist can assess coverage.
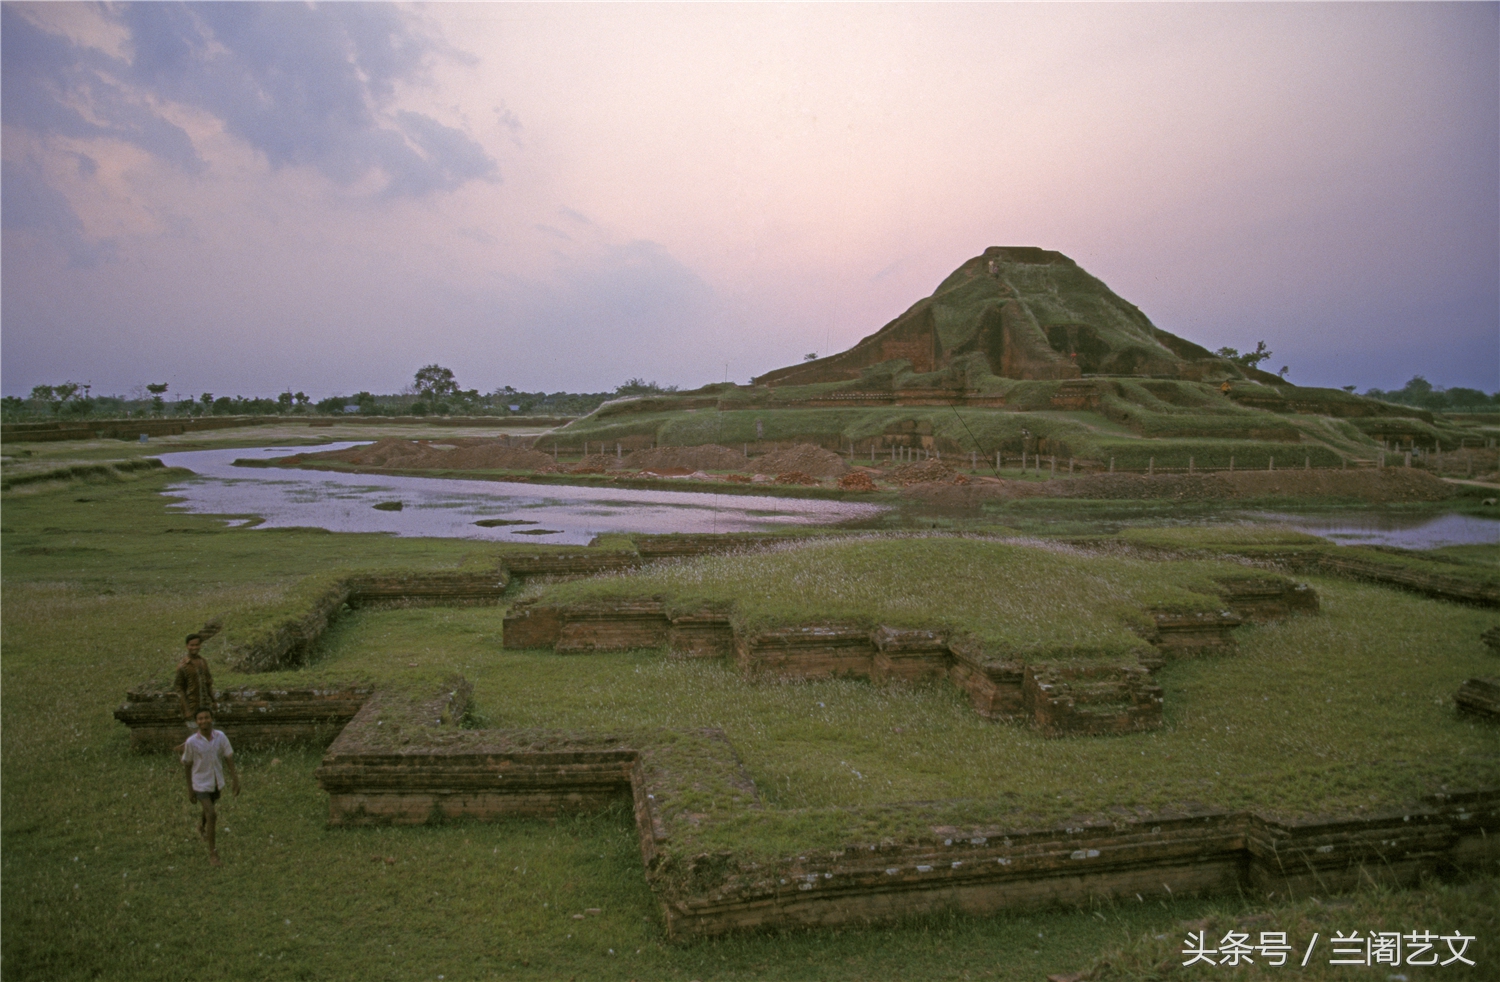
[620,445,749,472]
[753,444,848,478]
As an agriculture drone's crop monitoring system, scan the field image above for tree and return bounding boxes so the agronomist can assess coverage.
[277,391,294,412]
[803,352,818,362]
[615,378,676,396]
[414,365,459,404]
[1214,341,1272,370]
[147,382,169,416]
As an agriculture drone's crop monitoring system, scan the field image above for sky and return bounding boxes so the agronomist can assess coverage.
[3,1,1496,401]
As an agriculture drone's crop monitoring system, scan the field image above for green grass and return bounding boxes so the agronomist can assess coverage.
[3,458,1496,980]
[526,537,1238,656]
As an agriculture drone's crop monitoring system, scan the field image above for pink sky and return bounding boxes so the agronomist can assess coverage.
[3,2,1495,399]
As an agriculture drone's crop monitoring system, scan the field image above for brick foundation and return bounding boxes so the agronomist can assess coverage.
[112,686,371,752]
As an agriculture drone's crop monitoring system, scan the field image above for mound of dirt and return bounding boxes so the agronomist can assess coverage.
[568,453,615,474]
[1041,468,1457,503]
[295,438,558,473]
[890,460,956,486]
[837,471,879,492]
[775,471,821,486]
[753,444,848,478]
[620,445,749,472]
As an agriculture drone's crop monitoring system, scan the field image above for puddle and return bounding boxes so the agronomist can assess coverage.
[153,445,884,545]
[1247,511,1500,550]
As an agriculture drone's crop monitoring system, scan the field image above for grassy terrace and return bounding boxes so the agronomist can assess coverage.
[524,537,1240,655]
[3,453,1496,980]
[497,539,1497,850]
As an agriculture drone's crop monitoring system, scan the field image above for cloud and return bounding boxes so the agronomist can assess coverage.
[0,157,114,267]
[3,3,498,196]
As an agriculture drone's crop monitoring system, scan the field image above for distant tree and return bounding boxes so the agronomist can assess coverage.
[147,382,169,416]
[294,391,310,409]
[803,352,818,362]
[1342,385,1357,393]
[614,378,677,396]
[1214,341,1272,370]
[316,395,346,414]
[1445,387,1493,408]
[277,391,294,412]
[414,365,459,405]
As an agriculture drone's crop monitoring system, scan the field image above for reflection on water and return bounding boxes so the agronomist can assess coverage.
[1249,511,1500,550]
[155,445,883,545]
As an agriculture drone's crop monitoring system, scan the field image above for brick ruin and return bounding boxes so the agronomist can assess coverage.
[107,540,1498,939]
[500,573,1319,737]
[112,686,371,752]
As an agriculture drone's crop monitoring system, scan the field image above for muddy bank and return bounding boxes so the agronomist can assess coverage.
[288,437,560,472]
[903,468,1460,507]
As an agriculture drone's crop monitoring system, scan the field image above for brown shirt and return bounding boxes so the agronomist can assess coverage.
[174,656,214,715]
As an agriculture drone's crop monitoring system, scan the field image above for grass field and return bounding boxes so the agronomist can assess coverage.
[2,448,1496,980]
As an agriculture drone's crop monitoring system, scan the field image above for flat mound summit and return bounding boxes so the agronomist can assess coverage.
[755,247,1274,387]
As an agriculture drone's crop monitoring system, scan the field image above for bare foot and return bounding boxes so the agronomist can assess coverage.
[208,852,222,867]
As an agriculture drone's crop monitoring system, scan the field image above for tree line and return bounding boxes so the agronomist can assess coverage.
[1,366,679,422]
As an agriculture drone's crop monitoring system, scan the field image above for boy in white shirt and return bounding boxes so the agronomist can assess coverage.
[181,708,241,866]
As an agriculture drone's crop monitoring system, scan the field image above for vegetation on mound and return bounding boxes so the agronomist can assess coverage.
[522,537,1238,656]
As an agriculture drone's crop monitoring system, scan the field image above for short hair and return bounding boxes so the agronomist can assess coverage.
[194,707,214,719]
[185,634,202,645]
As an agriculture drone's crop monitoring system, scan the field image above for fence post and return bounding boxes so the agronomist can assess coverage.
[996,451,1001,472]
[1229,455,1234,473]
[1050,456,1055,479]
[1405,452,1411,468]
[1304,455,1309,470]
[1148,456,1153,476]
[1268,455,1274,472]
[1109,457,1115,473]
[617,443,622,458]
[1379,451,1384,469]
[1068,457,1074,474]
[971,451,977,471]
[1188,456,1194,475]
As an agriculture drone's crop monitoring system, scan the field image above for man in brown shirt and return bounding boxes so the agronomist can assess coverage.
[174,634,214,720]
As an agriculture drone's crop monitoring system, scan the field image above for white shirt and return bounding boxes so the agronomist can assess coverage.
[182,729,233,792]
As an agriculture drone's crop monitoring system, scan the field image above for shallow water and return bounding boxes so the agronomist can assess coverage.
[155,445,883,545]
[1248,510,1500,550]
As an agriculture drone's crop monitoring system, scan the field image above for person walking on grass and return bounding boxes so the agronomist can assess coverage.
[174,634,214,722]
[182,708,240,867]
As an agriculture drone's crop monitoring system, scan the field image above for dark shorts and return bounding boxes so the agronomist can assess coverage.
[195,789,221,804]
